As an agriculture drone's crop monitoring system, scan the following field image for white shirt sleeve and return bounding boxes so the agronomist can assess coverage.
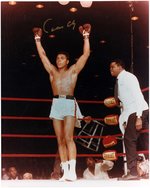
[101,160,114,171]
[118,71,148,118]
[83,168,92,179]
[125,74,146,117]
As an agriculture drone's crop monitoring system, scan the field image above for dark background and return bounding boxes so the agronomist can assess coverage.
[1,1,149,179]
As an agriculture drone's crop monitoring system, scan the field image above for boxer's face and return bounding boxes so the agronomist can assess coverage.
[110,62,123,77]
[56,54,69,69]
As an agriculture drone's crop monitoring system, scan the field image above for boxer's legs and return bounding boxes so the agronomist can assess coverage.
[64,116,77,181]
[53,119,68,162]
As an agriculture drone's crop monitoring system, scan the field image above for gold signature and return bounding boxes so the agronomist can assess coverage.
[43,18,76,34]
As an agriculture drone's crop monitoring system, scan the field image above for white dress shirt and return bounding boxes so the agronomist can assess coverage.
[83,160,114,180]
[117,70,148,134]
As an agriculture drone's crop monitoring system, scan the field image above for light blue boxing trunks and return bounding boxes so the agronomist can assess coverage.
[49,95,83,121]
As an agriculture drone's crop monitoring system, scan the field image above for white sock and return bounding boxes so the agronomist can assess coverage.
[58,161,69,181]
[68,159,76,174]
[61,161,69,176]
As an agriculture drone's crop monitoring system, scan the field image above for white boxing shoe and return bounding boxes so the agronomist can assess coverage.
[59,174,68,182]
[66,173,77,181]
[59,161,69,182]
[59,173,77,182]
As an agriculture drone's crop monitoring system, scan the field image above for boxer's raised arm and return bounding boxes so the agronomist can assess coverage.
[33,27,56,74]
[73,24,91,74]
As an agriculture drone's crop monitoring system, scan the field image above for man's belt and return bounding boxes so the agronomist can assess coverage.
[54,95,74,100]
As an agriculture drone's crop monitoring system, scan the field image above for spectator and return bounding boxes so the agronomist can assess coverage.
[8,166,22,180]
[2,168,9,180]
[83,157,114,180]
[137,155,149,178]
[23,172,33,179]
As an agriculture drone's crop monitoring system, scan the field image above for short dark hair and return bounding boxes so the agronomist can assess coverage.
[57,51,69,60]
[111,59,125,69]
[86,157,96,162]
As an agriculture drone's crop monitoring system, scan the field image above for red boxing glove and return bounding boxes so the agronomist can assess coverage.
[32,27,43,39]
[102,135,117,148]
[79,23,91,37]
[83,23,91,33]
[83,116,92,123]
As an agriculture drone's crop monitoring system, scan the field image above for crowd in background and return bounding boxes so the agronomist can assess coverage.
[2,155,149,180]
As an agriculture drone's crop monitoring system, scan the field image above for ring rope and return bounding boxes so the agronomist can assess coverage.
[2,116,51,121]
[2,150,149,158]
[1,129,149,139]
[1,97,103,104]
[1,116,104,121]
[141,87,149,92]
[2,87,149,162]
[1,87,148,104]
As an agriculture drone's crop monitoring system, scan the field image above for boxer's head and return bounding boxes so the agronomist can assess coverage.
[56,51,69,69]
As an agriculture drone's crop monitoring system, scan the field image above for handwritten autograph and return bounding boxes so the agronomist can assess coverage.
[43,18,76,34]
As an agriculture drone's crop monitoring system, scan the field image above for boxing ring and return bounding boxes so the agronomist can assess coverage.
[1,178,150,188]
[1,87,149,187]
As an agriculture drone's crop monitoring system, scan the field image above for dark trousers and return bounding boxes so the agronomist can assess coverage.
[124,109,149,176]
